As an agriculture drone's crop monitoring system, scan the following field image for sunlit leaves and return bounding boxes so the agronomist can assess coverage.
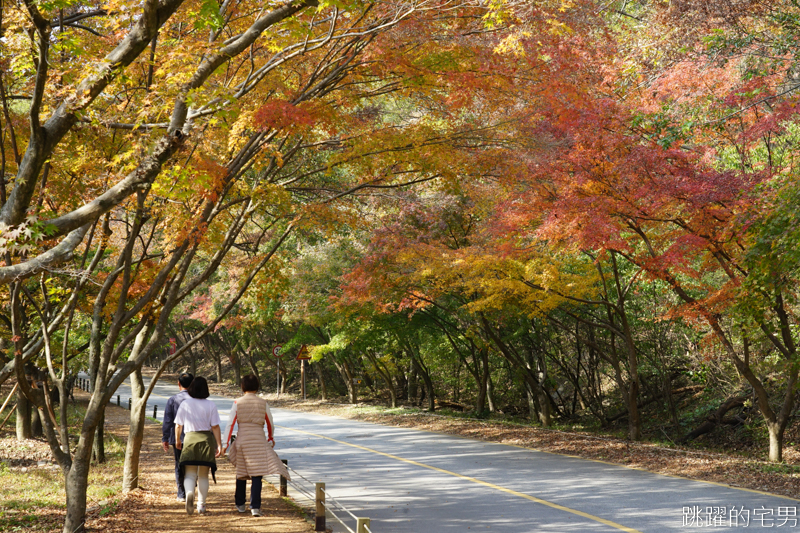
[0,216,57,257]
[193,0,225,31]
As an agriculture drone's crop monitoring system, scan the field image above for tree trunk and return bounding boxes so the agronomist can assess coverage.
[247,350,260,382]
[92,414,106,463]
[315,361,327,400]
[16,388,31,440]
[626,380,641,441]
[63,447,91,533]
[408,363,418,405]
[122,370,146,492]
[680,394,747,444]
[187,350,197,376]
[363,351,396,408]
[31,404,43,438]
[536,384,551,427]
[203,337,224,382]
[388,381,397,408]
[231,352,241,387]
[486,375,496,413]
[279,361,287,394]
[619,337,641,441]
[525,380,541,423]
[337,359,356,403]
[418,364,435,412]
[768,422,785,463]
[474,349,488,414]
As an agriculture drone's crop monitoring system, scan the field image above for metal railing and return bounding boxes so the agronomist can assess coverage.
[276,460,373,533]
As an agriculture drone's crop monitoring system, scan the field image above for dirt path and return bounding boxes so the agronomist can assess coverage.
[93,393,315,533]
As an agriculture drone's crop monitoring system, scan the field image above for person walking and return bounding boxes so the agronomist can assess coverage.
[175,376,222,515]
[162,372,193,501]
[224,374,290,517]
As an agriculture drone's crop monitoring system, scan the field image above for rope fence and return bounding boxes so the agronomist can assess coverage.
[273,462,374,533]
[75,377,375,531]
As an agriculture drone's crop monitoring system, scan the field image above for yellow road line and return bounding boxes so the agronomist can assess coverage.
[278,425,641,533]
[504,443,800,502]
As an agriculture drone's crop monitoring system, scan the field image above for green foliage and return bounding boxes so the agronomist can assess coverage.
[193,0,225,31]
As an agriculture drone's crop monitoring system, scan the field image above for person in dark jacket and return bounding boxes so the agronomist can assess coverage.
[162,372,193,501]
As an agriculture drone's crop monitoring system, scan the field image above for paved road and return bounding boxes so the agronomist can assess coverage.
[102,374,799,532]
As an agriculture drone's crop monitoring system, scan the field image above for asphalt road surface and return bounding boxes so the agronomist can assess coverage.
[103,374,799,532]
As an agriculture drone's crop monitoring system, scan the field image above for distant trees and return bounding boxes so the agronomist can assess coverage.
[3,4,800,533]
[249,0,800,464]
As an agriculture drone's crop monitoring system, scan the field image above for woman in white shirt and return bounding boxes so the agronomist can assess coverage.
[175,376,222,515]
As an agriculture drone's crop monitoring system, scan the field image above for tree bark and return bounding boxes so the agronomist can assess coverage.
[315,361,327,400]
[231,352,241,387]
[767,422,785,463]
[680,394,747,444]
[247,350,260,383]
[418,361,435,412]
[63,444,91,533]
[363,350,396,408]
[92,413,106,463]
[122,369,146,492]
[31,404,43,438]
[525,380,541,423]
[333,359,356,403]
[16,388,32,440]
[408,362,418,405]
[474,349,489,413]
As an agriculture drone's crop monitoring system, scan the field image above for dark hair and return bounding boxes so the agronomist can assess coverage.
[241,374,259,392]
[178,373,194,389]
[188,376,210,399]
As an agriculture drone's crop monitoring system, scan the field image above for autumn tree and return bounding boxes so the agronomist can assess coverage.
[1,0,479,530]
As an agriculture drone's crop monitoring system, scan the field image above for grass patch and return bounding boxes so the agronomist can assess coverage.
[0,403,127,532]
[759,463,800,476]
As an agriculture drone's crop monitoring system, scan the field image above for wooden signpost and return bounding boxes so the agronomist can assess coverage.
[297,345,311,400]
[273,345,283,395]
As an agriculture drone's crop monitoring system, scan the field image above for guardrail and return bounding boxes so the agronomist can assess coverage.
[277,460,373,533]
[75,377,160,419]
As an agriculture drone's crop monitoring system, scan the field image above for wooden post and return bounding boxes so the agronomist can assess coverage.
[357,517,371,533]
[117,395,120,406]
[128,398,132,410]
[315,482,325,531]
[301,359,306,400]
[0,383,19,415]
[280,459,288,496]
[0,403,17,431]
[153,404,158,418]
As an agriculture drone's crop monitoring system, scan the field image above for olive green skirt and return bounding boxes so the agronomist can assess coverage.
[179,430,217,482]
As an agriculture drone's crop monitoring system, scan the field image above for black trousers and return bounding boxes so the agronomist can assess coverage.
[235,476,263,509]
[173,445,185,498]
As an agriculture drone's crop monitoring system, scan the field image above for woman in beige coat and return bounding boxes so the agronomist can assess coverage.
[224,374,289,517]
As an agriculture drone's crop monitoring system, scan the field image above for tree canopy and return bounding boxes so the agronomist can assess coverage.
[3,0,800,530]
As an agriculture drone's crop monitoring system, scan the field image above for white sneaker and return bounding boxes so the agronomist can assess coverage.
[198,505,207,514]
[185,492,194,515]
[236,504,246,513]
[251,508,262,517]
